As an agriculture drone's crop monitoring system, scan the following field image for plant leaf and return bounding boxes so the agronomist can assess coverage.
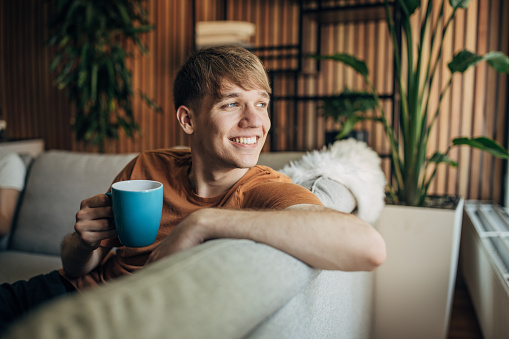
[77,70,87,88]
[335,115,383,140]
[453,136,509,159]
[90,63,99,102]
[429,151,458,167]
[310,53,369,77]
[49,54,62,71]
[484,51,509,73]
[449,0,471,9]
[449,50,509,73]
[395,0,421,17]
[336,115,364,140]
[140,91,163,113]
[321,90,376,121]
[448,50,483,73]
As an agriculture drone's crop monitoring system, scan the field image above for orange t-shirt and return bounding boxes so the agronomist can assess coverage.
[62,149,322,290]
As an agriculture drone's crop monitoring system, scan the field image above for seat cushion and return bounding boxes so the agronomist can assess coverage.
[0,251,62,283]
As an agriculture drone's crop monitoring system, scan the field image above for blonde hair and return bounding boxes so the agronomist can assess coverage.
[173,46,271,111]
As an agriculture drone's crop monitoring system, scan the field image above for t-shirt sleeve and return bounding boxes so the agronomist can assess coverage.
[243,181,323,210]
[0,153,26,191]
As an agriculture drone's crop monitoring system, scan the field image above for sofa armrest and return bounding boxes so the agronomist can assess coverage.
[4,239,319,339]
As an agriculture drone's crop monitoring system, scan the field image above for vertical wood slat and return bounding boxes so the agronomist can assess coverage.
[0,0,507,204]
[458,0,477,200]
[436,1,452,196]
[448,6,465,197]
[469,0,488,200]
[482,0,500,201]
[495,0,509,203]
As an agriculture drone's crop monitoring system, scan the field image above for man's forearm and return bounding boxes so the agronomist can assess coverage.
[192,205,386,271]
[61,232,110,278]
[0,188,20,237]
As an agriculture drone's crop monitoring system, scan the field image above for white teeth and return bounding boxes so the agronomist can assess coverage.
[232,137,257,144]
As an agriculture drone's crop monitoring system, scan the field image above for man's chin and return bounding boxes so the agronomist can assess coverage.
[233,155,260,169]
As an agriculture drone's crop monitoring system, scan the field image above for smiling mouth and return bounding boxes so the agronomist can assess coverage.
[230,137,258,145]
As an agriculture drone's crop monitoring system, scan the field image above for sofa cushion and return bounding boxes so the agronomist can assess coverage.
[9,151,137,255]
[0,250,62,283]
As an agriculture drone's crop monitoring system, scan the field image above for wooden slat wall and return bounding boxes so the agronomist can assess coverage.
[0,0,507,204]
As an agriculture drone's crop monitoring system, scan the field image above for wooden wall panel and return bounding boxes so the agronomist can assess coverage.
[0,0,508,204]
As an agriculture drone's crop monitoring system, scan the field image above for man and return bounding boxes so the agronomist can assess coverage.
[1,46,386,331]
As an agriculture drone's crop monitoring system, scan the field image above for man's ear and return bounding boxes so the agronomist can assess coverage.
[176,105,194,135]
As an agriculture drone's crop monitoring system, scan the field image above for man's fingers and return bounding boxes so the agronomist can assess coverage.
[78,229,117,246]
[80,194,112,209]
[76,206,113,223]
[75,217,114,233]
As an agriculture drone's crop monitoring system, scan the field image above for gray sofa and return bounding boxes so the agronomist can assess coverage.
[1,150,379,339]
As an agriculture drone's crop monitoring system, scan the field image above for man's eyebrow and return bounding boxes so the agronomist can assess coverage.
[218,92,241,100]
[218,90,270,101]
[259,91,270,99]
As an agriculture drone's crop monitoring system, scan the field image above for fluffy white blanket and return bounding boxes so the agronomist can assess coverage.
[280,138,386,225]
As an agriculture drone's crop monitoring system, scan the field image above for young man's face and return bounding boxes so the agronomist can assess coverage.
[191,80,271,170]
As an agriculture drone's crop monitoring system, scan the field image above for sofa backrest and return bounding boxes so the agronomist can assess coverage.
[257,152,305,170]
[9,151,137,255]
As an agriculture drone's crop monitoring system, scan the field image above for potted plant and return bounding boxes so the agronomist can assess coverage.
[47,0,161,152]
[313,0,509,337]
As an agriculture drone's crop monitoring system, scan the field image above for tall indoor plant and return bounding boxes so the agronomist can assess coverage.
[314,1,509,337]
[314,0,509,206]
[48,0,161,152]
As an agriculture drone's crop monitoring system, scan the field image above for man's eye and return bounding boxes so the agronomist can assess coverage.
[224,103,237,108]
[257,102,268,108]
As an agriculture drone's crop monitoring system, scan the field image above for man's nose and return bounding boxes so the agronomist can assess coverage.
[239,105,263,128]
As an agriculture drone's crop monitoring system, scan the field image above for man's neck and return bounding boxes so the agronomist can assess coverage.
[188,163,250,198]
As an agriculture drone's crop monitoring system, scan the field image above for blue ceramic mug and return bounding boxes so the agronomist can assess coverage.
[107,180,163,247]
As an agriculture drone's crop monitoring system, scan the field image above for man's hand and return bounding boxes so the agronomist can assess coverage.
[61,194,116,278]
[74,194,117,249]
[146,210,208,265]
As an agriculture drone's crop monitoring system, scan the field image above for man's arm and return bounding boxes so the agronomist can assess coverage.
[147,204,386,271]
[0,188,20,237]
[61,194,116,278]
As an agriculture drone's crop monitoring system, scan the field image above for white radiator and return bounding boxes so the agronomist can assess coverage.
[461,202,509,339]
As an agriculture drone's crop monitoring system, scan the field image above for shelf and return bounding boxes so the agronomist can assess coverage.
[0,139,44,157]
[272,93,394,101]
[250,45,300,52]
[302,1,394,24]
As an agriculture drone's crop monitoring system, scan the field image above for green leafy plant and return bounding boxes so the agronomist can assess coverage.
[48,0,161,152]
[313,0,509,206]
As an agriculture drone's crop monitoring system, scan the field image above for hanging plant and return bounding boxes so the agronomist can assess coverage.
[47,0,161,152]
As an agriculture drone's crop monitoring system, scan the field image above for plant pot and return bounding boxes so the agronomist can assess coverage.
[372,198,464,339]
